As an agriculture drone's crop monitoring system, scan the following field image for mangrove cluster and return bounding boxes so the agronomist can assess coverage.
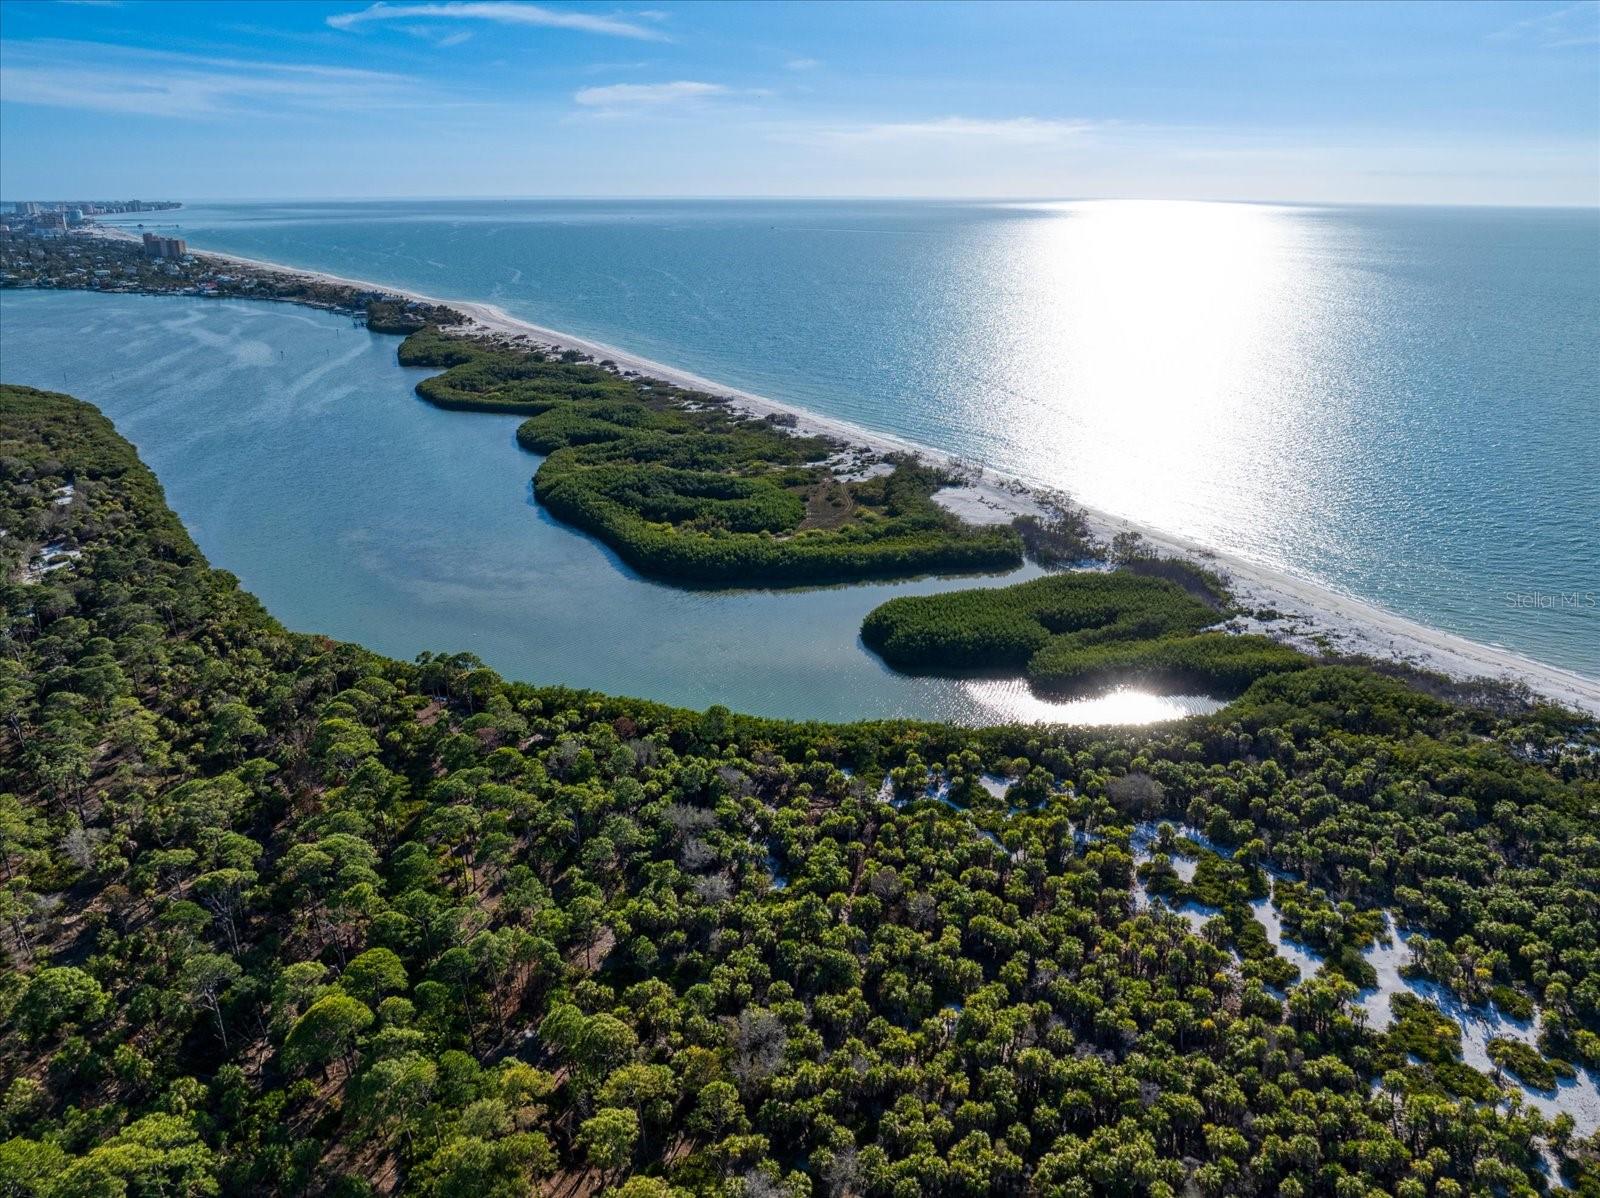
[396,329,1024,585]
[1,384,1599,1197]
[861,570,1309,697]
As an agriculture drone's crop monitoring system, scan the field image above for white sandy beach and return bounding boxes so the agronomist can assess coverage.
[94,229,1600,715]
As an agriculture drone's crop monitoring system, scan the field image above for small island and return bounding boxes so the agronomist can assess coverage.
[860,567,1308,696]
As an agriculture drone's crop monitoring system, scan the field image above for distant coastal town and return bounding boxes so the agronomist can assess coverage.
[0,212,460,333]
[2,197,181,235]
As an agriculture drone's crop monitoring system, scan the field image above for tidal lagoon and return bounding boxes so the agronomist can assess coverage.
[0,288,1218,723]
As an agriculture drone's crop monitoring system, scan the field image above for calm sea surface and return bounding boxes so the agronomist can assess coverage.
[0,289,1221,724]
[97,198,1599,678]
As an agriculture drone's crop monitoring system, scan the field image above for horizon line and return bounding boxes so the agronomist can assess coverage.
[7,193,1598,212]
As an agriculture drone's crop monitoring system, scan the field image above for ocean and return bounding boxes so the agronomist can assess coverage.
[100,198,1600,679]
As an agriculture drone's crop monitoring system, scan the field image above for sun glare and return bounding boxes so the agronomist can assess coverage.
[963,678,1225,726]
[964,200,1348,574]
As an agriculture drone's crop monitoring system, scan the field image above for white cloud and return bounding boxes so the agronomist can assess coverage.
[1488,2,1600,47]
[0,40,420,117]
[327,2,670,41]
[805,116,1097,148]
[574,80,730,110]
[785,57,821,70]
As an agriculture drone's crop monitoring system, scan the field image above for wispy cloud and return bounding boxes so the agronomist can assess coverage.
[0,40,421,118]
[1488,2,1600,47]
[785,57,821,70]
[327,2,670,42]
[392,22,474,47]
[802,116,1097,148]
[574,80,732,110]
[580,59,655,74]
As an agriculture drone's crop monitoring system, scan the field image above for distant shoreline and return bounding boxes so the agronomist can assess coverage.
[63,226,1600,714]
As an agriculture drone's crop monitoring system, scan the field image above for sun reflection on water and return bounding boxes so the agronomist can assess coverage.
[961,200,1354,577]
[962,678,1226,726]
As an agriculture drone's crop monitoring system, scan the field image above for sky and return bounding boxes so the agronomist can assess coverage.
[0,0,1596,205]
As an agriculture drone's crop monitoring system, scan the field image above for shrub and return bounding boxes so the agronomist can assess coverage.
[15,967,109,1041]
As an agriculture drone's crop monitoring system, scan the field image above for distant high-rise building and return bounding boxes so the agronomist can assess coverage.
[142,232,188,260]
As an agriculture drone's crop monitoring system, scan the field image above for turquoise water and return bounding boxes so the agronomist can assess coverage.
[105,199,1600,678]
[0,289,1222,724]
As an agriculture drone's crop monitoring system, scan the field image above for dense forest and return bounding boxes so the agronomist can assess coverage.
[860,572,1309,697]
[396,330,1024,585]
[2,383,1599,1196]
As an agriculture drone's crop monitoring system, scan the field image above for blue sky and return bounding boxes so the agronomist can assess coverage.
[1,0,1596,204]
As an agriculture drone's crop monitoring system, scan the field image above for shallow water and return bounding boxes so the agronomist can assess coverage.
[0,289,1220,726]
[110,198,1600,678]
